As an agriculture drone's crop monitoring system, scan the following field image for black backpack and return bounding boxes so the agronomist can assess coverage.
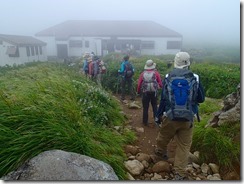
[124,62,134,78]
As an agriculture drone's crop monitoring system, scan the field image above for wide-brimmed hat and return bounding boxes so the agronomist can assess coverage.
[144,59,156,70]
[83,52,90,59]
[174,52,191,69]
[88,57,93,62]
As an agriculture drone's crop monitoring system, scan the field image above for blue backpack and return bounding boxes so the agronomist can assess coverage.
[164,69,198,122]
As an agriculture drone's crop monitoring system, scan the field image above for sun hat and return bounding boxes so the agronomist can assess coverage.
[83,52,90,59]
[144,59,156,70]
[174,52,191,69]
[88,57,93,62]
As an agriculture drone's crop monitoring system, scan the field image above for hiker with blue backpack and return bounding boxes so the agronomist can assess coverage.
[154,52,205,180]
[118,55,135,101]
[137,59,163,126]
[81,52,90,77]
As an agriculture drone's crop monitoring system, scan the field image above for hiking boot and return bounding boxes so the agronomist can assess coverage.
[143,122,148,127]
[174,173,188,180]
[154,148,168,160]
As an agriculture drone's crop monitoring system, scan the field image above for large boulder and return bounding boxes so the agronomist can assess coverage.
[206,83,240,127]
[2,150,118,180]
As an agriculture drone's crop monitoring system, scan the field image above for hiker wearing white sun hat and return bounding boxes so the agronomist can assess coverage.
[137,59,163,126]
[154,52,205,180]
[174,52,191,69]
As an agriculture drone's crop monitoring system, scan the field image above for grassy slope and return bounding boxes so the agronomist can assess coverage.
[0,62,135,179]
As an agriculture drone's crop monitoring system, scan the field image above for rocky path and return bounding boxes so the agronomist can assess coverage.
[116,95,225,181]
[117,95,176,158]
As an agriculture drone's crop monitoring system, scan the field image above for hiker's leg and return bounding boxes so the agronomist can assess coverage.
[128,78,135,100]
[142,93,150,125]
[151,92,158,118]
[173,121,193,177]
[96,73,102,86]
[120,79,126,100]
[156,118,176,155]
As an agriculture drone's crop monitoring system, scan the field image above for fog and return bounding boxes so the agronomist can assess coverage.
[1,0,240,47]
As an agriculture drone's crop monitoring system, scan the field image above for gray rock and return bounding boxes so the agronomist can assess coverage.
[2,150,118,180]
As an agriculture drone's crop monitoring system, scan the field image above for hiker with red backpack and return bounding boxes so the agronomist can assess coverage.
[118,55,135,101]
[88,56,100,80]
[154,52,205,180]
[137,59,163,126]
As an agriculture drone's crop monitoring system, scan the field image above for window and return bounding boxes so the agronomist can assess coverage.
[31,46,35,56]
[141,41,155,49]
[69,40,83,47]
[35,46,39,55]
[6,46,19,57]
[26,46,30,56]
[39,46,42,55]
[167,41,182,49]
[85,41,89,48]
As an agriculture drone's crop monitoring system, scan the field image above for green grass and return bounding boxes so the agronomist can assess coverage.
[0,62,136,179]
[192,98,240,171]
[99,53,240,99]
[0,58,240,179]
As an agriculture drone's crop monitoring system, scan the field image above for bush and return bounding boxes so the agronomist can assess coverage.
[192,98,240,171]
[191,62,240,98]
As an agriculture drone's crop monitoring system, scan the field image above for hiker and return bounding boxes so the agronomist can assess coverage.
[90,51,95,60]
[154,52,205,180]
[118,55,135,101]
[88,56,106,85]
[137,59,163,126]
[96,59,106,86]
[88,57,94,79]
[82,52,90,76]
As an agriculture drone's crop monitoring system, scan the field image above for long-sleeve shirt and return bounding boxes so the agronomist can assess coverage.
[137,69,163,93]
[118,60,135,75]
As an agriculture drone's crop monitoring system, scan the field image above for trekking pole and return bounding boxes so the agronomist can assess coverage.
[196,104,201,122]
[196,111,200,122]
[116,71,121,95]
[132,79,137,99]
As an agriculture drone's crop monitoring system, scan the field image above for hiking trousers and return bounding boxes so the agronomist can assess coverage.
[121,78,134,100]
[142,92,157,125]
[156,118,193,177]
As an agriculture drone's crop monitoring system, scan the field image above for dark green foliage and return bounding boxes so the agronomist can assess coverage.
[192,97,240,171]
[101,54,240,99]
[192,122,240,169]
[191,62,240,98]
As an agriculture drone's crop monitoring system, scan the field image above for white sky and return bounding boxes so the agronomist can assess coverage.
[0,0,240,46]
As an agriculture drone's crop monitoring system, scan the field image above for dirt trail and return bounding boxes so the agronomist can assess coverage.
[118,95,159,155]
[117,95,240,180]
